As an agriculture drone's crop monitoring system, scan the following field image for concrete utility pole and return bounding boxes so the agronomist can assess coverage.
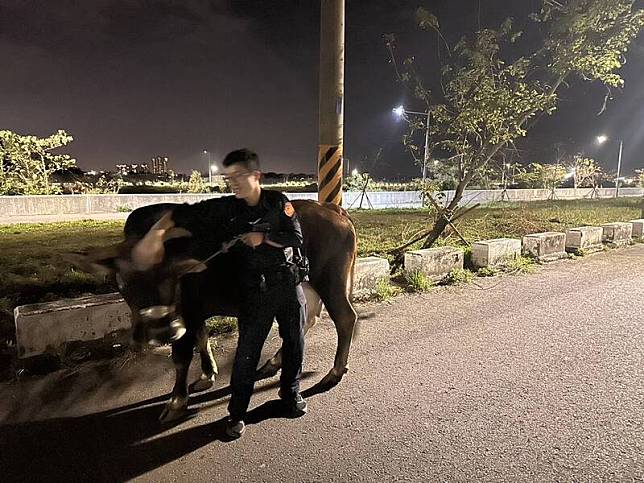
[422,111,430,184]
[318,0,345,206]
[615,140,623,198]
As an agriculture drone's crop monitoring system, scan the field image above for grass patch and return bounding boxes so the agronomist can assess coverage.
[403,270,433,293]
[373,278,403,301]
[442,268,474,286]
[504,256,537,274]
[352,198,641,257]
[205,316,238,335]
[476,266,497,277]
[0,198,638,340]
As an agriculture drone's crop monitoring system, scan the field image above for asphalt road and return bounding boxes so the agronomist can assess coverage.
[1,245,643,482]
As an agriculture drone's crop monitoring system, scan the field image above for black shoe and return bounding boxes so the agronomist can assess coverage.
[225,417,245,438]
[280,392,308,417]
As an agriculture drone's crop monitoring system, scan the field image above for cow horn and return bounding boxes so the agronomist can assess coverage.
[132,211,175,270]
[163,227,192,242]
[64,243,123,275]
[84,243,122,262]
[151,211,175,231]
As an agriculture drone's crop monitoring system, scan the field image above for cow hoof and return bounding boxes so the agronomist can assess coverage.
[190,374,215,393]
[159,396,188,423]
[256,360,280,380]
[319,367,347,388]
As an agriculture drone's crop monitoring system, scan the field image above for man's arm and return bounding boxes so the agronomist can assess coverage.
[265,195,303,248]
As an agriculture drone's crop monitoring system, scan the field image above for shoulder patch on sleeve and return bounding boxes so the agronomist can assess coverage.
[284,202,295,217]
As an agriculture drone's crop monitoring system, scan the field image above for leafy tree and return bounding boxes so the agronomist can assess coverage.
[0,130,76,195]
[514,165,541,189]
[636,169,644,188]
[92,174,125,194]
[512,162,567,190]
[187,170,206,193]
[387,0,644,252]
[567,155,602,188]
[344,171,372,191]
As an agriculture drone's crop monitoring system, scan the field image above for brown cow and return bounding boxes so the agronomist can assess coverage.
[68,198,357,422]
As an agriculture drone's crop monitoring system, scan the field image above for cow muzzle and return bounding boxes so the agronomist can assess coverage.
[136,305,186,346]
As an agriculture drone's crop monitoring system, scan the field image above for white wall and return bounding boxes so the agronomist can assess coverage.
[0,188,642,216]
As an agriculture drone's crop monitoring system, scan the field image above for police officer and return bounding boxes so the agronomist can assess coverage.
[221,148,307,439]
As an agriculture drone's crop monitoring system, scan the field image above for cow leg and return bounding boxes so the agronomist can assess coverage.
[159,330,195,423]
[256,283,322,380]
[190,325,218,392]
[318,290,357,389]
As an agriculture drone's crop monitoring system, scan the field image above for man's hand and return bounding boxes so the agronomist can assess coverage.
[240,232,265,248]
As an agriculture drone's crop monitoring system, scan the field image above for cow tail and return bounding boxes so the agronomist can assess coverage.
[348,249,356,301]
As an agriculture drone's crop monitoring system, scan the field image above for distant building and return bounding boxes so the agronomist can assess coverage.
[151,156,169,174]
[115,163,151,175]
[115,164,129,175]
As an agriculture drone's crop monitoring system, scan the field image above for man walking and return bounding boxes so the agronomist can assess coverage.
[221,148,307,438]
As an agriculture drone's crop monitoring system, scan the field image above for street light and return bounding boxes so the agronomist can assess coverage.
[596,134,623,198]
[392,105,405,117]
[351,168,359,177]
[203,149,213,184]
[392,105,431,184]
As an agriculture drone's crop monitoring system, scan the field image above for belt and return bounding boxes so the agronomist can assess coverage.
[241,266,294,290]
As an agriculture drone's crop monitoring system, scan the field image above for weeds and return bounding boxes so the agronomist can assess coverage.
[504,256,536,274]
[476,266,497,277]
[205,316,238,335]
[442,268,474,285]
[374,278,403,301]
[404,270,433,292]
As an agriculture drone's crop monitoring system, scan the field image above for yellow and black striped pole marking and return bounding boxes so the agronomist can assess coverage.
[318,144,343,205]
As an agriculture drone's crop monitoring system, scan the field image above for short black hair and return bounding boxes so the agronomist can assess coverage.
[222,148,260,171]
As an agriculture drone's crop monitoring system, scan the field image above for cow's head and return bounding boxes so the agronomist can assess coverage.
[66,212,207,346]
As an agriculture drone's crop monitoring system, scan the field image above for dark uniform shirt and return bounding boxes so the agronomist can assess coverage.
[171,189,303,274]
[225,189,303,273]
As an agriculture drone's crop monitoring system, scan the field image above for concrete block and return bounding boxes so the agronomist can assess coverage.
[602,222,633,247]
[629,219,644,240]
[404,247,464,282]
[522,232,568,262]
[352,257,390,297]
[565,226,604,254]
[471,238,521,268]
[15,293,130,359]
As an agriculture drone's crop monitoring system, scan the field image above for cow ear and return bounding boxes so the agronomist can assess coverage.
[172,258,208,276]
[64,244,121,276]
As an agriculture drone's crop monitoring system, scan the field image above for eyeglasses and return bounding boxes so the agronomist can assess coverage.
[223,172,252,183]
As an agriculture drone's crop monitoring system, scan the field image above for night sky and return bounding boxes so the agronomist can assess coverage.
[1,0,643,177]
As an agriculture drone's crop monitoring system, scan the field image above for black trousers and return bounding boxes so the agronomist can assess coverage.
[228,270,306,420]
